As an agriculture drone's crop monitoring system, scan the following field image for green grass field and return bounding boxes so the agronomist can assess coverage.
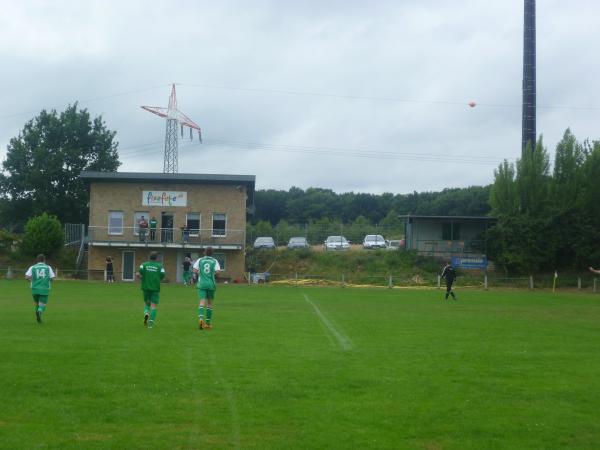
[1,280,600,449]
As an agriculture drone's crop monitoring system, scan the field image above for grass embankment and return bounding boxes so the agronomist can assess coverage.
[248,248,466,287]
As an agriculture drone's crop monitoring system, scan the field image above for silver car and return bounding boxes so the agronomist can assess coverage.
[287,236,309,249]
[363,234,387,249]
[253,236,276,249]
[324,235,350,251]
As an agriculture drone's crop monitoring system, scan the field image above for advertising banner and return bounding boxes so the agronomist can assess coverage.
[142,191,187,207]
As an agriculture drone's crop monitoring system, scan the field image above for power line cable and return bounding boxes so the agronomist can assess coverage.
[180,82,600,111]
[119,137,510,166]
[0,84,170,120]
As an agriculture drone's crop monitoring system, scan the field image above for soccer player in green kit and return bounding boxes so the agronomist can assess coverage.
[193,247,220,330]
[138,252,165,328]
[25,254,56,324]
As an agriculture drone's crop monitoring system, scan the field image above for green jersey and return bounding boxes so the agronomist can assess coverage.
[149,218,157,229]
[193,256,221,290]
[139,261,165,291]
[26,263,56,295]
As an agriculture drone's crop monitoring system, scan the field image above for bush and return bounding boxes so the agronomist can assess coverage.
[21,213,64,258]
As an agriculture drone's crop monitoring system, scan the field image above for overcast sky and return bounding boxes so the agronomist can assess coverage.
[1,1,599,194]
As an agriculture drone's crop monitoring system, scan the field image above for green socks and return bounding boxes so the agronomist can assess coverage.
[148,308,157,328]
[198,305,205,320]
[37,304,47,314]
[206,307,213,325]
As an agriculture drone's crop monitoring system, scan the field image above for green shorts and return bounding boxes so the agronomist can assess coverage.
[198,289,215,300]
[143,290,160,304]
[32,294,49,304]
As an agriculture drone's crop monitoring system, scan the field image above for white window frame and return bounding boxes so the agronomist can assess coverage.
[186,213,201,237]
[212,213,227,237]
[108,211,124,235]
[134,211,150,235]
[214,252,226,271]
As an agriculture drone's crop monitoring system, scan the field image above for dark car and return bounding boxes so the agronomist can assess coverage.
[287,236,309,249]
[253,237,276,249]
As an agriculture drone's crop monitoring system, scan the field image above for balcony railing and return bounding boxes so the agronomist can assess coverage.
[413,239,486,256]
[88,226,245,249]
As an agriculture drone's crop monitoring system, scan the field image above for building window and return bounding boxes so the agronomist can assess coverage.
[187,213,200,236]
[212,213,226,237]
[134,211,150,235]
[214,253,226,271]
[442,222,461,241]
[109,211,124,235]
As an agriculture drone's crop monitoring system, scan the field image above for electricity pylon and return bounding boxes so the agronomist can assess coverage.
[142,84,202,173]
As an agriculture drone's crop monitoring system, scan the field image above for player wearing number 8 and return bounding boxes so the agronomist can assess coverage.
[25,254,56,324]
[192,247,221,330]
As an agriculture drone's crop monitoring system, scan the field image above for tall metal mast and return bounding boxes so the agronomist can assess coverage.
[522,0,536,156]
[141,84,202,173]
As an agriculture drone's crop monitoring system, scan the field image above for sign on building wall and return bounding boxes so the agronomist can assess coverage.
[451,256,488,269]
[142,191,187,207]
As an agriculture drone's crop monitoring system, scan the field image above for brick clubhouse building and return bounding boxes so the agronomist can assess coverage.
[80,171,255,283]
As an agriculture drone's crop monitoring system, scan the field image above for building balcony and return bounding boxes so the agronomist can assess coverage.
[87,226,245,250]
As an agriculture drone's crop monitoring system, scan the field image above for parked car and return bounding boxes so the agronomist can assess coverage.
[253,236,276,249]
[324,235,350,251]
[386,239,405,250]
[287,236,309,249]
[362,234,387,249]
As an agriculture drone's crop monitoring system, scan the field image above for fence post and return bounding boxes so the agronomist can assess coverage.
[388,275,393,289]
[437,274,441,289]
[248,271,251,285]
[341,273,345,288]
[594,278,597,293]
[484,274,488,290]
[295,272,298,287]
[578,277,581,290]
[529,275,534,290]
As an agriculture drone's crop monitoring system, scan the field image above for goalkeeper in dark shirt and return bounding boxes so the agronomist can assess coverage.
[441,262,457,300]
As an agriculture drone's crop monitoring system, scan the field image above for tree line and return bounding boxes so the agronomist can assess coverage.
[253,185,491,225]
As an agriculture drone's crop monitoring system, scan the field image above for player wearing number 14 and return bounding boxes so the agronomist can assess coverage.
[25,254,56,324]
[192,247,221,330]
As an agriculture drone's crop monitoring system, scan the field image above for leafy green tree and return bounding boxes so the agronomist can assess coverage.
[0,104,120,228]
[21,213,64,258]
[0,228,19,254]
[515,138,551,217]
[552,129,584,213]
[254,220,274,239]
[489,160,518,217]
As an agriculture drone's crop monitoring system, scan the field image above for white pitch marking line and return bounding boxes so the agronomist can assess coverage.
[303,294,353,351]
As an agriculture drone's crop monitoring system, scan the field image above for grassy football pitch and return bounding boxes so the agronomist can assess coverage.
[1,280,600,449]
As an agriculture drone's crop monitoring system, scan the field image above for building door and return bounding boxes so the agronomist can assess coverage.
[122,251,135,281]
[177,251,201,283]
[161,213,174,243]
